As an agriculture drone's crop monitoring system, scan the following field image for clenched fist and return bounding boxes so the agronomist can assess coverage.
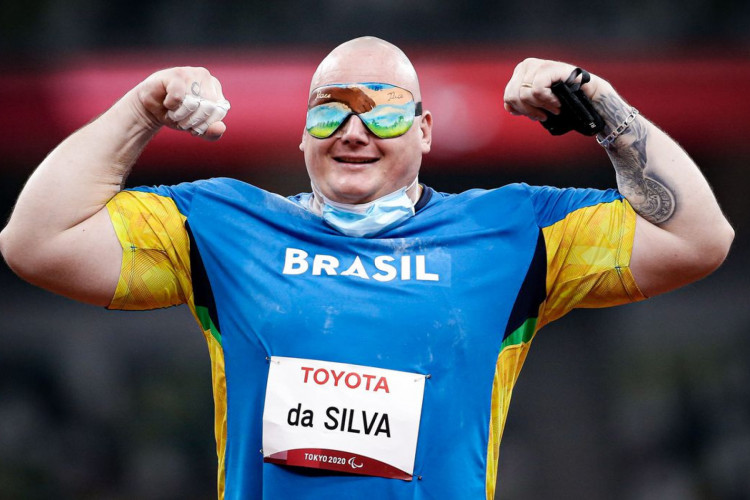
[133,66,230,140]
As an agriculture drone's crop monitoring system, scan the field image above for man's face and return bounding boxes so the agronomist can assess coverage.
[300,43,432,205]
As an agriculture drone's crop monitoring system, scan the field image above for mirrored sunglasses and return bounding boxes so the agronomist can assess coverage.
[306,82,422,139]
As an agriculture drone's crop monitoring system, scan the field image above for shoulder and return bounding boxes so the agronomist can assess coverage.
[423,183,626,227]
[421,183,544,216]
[426,183,528,204]
[130,177,262,199]
[520,184,625,227]
[126,178,277,216]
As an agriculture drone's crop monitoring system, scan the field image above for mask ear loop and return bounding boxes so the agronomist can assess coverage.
[406,176,420,205]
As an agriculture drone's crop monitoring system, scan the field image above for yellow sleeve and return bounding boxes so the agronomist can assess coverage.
[538,198,646,329]
[105,190,193,310]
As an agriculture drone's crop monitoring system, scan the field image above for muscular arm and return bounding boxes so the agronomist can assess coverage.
[591,84,733,295]
[595,99,674,224]
[504,59,734,297]
[0,67,229,306]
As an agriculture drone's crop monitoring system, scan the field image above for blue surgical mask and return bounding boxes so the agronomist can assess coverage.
[316,179,418,238]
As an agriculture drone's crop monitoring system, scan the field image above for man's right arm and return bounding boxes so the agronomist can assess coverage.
[0,67,230,306]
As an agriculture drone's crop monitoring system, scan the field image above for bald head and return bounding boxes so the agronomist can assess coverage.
[310,37,422,101]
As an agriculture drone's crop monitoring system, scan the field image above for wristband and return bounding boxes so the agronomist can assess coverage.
[596,107,640,147]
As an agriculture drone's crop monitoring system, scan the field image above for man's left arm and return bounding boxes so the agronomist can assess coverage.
[504,58,735,297]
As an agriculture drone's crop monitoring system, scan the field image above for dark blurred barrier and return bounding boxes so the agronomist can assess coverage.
[4,49,750,171]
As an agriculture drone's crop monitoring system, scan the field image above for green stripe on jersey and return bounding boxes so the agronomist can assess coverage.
[500,317,538,351]
[196,305,222,344]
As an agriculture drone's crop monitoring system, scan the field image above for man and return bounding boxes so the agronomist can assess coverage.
[0,37,734,499]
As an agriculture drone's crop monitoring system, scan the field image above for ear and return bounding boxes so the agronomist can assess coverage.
[299,130,306,152]
[419,110,433,154]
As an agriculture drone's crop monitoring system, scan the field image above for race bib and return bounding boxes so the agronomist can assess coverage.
[262,356,426,480]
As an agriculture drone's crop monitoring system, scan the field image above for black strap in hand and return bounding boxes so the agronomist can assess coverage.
[541,68,604,136]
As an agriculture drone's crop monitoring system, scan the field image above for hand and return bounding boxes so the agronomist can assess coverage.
[503,58,609,122]
[133,66,230,140]
[316,87,376,113]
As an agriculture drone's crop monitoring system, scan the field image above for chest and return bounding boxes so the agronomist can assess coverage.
[190,194,540,369]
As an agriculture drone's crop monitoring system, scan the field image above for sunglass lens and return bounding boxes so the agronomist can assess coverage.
[360,101,416,139]
[306,104,350,138]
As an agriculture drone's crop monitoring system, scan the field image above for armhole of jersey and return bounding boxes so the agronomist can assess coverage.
[187,222,222,344]
[486,229,547,499]
[501,229,547,347]
[184,222,229,500]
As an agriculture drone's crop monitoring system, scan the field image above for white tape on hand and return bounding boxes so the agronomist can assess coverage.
[167,94,201,122]
[192,99,231,135]
[179,101,213,130]
[167,94,230,136]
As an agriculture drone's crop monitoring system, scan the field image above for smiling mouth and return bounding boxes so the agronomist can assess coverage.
[334,156,379,164]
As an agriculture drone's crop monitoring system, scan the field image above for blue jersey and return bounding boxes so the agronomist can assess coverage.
[106,178,644,499]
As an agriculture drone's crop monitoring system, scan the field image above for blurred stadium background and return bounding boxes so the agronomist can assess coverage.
[1,1,749,498]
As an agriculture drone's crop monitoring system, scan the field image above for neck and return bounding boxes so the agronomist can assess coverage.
[309,180,421,216]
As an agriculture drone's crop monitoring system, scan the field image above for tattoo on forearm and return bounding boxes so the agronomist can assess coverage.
[595,94,676,224]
